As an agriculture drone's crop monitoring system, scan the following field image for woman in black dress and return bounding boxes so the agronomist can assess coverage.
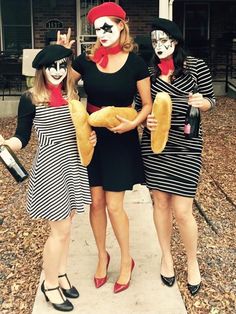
[57,3,152,293]
[135,18,215,296]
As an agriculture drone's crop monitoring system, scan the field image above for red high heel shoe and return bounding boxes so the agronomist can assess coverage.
[94,252,110,288]
[113,259,135,294]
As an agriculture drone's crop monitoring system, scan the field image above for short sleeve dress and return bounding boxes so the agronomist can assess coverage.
[135,56,216,197]
[14,93,91,221]
[72,52,149,191]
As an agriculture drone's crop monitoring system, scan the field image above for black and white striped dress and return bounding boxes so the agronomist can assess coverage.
[135,56,216,197]
[25,104,91,220]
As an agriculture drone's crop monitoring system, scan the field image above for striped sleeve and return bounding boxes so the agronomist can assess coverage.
[189,57,216,108]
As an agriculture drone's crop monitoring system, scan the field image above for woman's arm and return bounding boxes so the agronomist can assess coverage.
[111,77,152,133]
[135,77,153,124]
[188,59,216,112]
[0,94,35,151]
[56,28,82,82]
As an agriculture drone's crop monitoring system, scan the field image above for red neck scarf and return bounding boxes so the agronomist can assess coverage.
[46,83,68,107]
[158,58,175,75]
[93,44,122,68]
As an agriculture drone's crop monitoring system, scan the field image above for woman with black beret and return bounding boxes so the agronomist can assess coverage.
[0,44,96,311]
[135,18,216,296]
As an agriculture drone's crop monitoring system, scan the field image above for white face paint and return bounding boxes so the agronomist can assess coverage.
[45,58,68,85]
[151,30,176,59]
[94,17,121,47]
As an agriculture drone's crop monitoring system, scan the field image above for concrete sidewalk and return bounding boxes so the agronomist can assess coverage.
[32,184,187,314]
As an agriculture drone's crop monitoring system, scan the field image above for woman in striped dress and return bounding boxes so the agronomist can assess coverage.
[135,18,215,296]
[0,45,96,311]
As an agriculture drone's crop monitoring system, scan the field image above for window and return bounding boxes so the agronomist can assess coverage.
[1,0,32,53]
[184,3,209,47]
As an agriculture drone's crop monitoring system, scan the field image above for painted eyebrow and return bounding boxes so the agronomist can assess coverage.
[57,58,67,64]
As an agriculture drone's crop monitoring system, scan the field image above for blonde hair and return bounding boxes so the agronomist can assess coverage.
[87,18,137,59]
[30,61,79,105]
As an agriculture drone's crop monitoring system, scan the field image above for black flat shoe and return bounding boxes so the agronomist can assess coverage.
[41,280,74,312]
[59,273,80,298]
[187,282,201,296]
[160,274,175,287]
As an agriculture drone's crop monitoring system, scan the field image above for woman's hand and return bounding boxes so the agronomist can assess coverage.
[89,130,97,147]
[56,28,75,49]
[146,114,157,131]
[0,134,5,145]
[188,92,211,111]
[0,136,22,151]
[110,116,136,134]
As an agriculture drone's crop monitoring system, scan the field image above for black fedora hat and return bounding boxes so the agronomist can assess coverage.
[32,44,72,69]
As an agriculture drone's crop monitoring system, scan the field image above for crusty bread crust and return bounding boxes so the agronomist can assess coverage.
[69,100,94,167]
[88,106,138,128]
[151,92,172,154]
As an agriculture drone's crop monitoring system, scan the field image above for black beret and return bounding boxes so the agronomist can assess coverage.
[151,18,183,43]
[32,44,72,69]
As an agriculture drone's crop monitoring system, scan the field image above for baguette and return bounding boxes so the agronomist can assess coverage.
[88,106,138,128]
[69,100,94,167]
[151,92,172,154]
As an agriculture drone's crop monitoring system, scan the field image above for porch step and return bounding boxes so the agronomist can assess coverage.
[227,84,236,99]
[227,79,236,99]
[213,81,226,96]
[0,97,19,118]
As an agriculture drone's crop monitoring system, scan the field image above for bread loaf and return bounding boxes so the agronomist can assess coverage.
[88,106,138,128]
[151,92,172,154]
[69,100,94,167]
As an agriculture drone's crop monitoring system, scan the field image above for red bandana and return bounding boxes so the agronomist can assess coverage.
[46,83,68,107]
[93,45,122,68]
[158,58,175,75]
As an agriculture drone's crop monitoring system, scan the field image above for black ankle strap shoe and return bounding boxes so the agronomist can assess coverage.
[41,280,74,311]
[58,273,80,298]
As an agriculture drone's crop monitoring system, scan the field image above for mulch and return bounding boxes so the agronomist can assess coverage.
[0,96,235,314]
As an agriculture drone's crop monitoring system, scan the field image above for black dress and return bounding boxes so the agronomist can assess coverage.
[72,52,149,191]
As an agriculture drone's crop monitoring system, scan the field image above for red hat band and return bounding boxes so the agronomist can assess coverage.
[87,2,126,24]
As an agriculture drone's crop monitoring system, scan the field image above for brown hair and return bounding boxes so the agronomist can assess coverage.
[87,18,137,59]
[30,61,79,105]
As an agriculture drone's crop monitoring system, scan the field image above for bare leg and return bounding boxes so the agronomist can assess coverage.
[89,186,108,278]
[43,216,72,303]
[106,191,132,284]
[172,195,201,284]
[152,190,174,276]
[58,210,75,289]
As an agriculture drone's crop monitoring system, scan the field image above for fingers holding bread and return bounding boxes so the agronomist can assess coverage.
[151,92,172,154]
[88,106,138,129]
[69,100,94,167]
[147,113,158,131]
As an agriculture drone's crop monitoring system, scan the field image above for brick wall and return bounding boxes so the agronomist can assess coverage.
[120,0,158,37]
[33,0,76,49]
[31,0,235,69]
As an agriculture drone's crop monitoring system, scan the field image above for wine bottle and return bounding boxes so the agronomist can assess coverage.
[0,144,28,183]
[184,85,200,139]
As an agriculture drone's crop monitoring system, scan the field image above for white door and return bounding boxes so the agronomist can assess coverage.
[77,0,117,55]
